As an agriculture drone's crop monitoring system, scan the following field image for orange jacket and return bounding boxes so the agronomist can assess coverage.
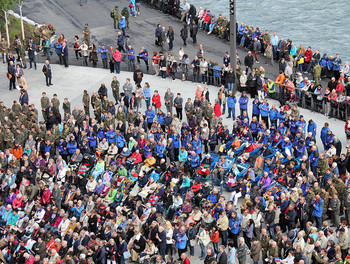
[275,73,285,87]
[11,145,23,160]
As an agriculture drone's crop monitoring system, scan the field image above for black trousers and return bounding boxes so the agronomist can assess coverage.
[45,74,52,85]
[176,107,183,120]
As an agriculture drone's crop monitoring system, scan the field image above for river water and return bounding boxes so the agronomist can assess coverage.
[190,0,350,61]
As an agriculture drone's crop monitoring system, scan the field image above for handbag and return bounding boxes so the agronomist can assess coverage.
[6,73,12,79]
[166,37,170,44]
[129,2,133,8]
[123,250,131,259]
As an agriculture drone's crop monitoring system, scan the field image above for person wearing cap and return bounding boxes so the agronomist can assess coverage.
[111,6,120,29]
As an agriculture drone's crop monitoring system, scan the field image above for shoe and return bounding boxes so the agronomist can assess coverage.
[207,31,211,35]
[28,67,32,70]
[47,84,50,87]
[35,68,37,70]
[256,61,259,63]
[226,116,231,118]
[49,83,53,86]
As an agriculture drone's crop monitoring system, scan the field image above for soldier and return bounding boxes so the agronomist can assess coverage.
[121,7,130,29]
[260,228,270,264]
[184,98,194,123]
[0,127,4,151]
[94,97,102,122]
[164,88,174,115]
[194,105,203,125]
[83,24,90,46]
[91,91,98,110]
[111,76,120,103]
[127,109,136,125]
[218,17,228,39]
[4,128,14,149]
[213,14,223,35]
[320,188,329,221]
[263,30,271,51]
[62,98,71,115]
[0,37,7,63]
[51,94,60,110]
[33,24,41,50]
[102,96,109,112]
[329,193,340,227]
[40,92,50,121]
[267,241,279,263]
[111,6,120,29]
[313,63,321,85]
[82,90,90,116]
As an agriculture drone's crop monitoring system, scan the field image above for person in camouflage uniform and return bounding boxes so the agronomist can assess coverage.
[111,76,120,103]
[41,92,50,121]
[82,90,90,116]
[213,14,223,35]
[313,62,322,85]
[121,7,130,29]
[261,228,270,264]
[111,6,120,29]
[94,97,102,122]
[217,17,228,39]
[91,91,98,110]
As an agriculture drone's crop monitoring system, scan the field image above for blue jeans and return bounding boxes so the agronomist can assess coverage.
[222,103,226,114]
[115,62,120,74]
[189,245,194,256]
[315,216,322,229]
[145,97,151,108]
[200,243,207,258]
[272,45,277,59]
[130,6,136,16]
[269,225,275,239]
[227,82,234,91]
[240,36,245,46]
[227,107,235,119]
[208,23,216,33]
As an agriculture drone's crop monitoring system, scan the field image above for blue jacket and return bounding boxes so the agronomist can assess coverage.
[333,58,341,71]
[155,144,165,158]
[176,232,187,249]
[139,50,148,61]
[250,121,259,134]
[172,133,180,149]
[127,48,135,60]
[320,127,329,143]
[269,108,278,121]
[296,120,306,133]
[311,198,324,218]
[51,43,62,54]
[145,109,155,123]
[320,56,328,67]
[57,141,68,155]
[252,100,260,115]
[157,113,165,125]
[189,154,200,167]
[213,65,221,77]
[143,86,151,98]
[327,59,333,69]
[116,135,126,148]
[239,96,248,110]
[120,17,126,28]
[106,130,117,144]
[117,35,124,46]
[227,96,237,109]
[229,218,240,234]
[67,141,77,154]
[325,134,334,148]
[192,139,202,155]
[309,149,319,167]
[307,122,317,137]
[259,103,269,117]
[98,47,107,59]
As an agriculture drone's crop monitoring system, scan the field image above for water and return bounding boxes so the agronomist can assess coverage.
[190,0,350,61]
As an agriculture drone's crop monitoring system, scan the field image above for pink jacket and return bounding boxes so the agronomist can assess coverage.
[113,50,121,62]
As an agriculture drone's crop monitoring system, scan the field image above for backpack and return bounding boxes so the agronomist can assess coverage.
[110,11,115,18]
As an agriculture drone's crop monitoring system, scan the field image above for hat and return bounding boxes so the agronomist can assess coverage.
[115,5,118,8]
[292,188,297,192]
[71,217,77,222]
[85,23,88,26]
[242,91,246,94]
[300,115,303,118]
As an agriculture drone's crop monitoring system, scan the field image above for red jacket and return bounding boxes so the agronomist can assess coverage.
[181,257,191,264]
[40,189,51,204]
[152,94,161,107]
[304,50,313,62]
[214,102,221,117]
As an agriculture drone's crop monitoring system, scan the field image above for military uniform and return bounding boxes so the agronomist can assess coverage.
[116,111,126,122]
[194,108,203,125]
[104,116,115,129]
[267,246,279,263]
[111,79,120,102]
[121,8,130,28]
[91,94,98,109]
[51,98,60,109]
[218,19,228,39]
[127,112,136,124]
[184,102,194,120]
[82,93,90,116]
[33,26,41,49]
[63,101,71,114]
[213,16,223,34]
[4,130,14,149]
[313,64,322,85]
[261,234,270,264]
[0,128,4,150]
[83,26,91,46]
[320,191,329,221]
[111,6,120,29]
[102,99,109,112]
[164,92,174,114]
[94,98,102,122]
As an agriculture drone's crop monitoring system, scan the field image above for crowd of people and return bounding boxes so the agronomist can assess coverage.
[2,1,350,264]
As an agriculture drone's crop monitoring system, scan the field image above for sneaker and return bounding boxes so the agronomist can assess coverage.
[207,31,211,35]
[256,61,260,63]
[28,67,32,70]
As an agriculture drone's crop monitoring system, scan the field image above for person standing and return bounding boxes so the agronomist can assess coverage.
[113,48,121,74]
[82,90,90,116]
[61,42,69,68]
[164,88,174,114]
[107,45,115,73]
[111,76,120,103]
[189,21,198,44]
[42,60,53,86]
[111,6,120,29]
[180,24,188,47]
[174,93,183,120]
[26,38,37,70]
[120,15,126,36]
[98,45,108,69]
[83,24,90,46]
[167,26,174,51]
[244,51,254,75]
[7,61,16,90]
